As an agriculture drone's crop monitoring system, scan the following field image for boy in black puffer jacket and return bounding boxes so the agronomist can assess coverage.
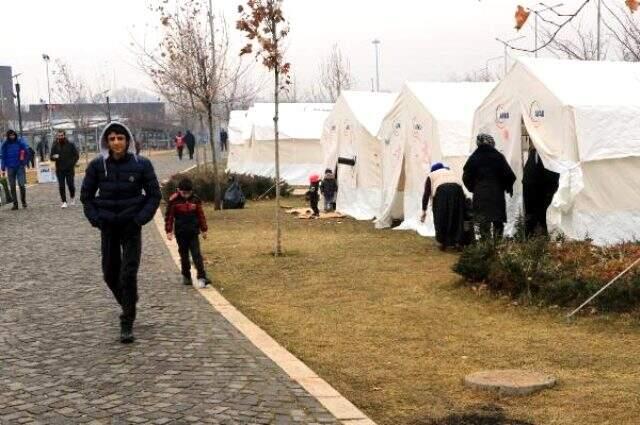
[81,122,161,344]
[164,178,211,288]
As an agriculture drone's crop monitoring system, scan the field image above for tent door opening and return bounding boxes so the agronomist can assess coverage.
[520,117,560,238]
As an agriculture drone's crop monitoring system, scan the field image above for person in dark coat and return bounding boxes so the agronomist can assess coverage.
[184,130,196,160]
[420,162,467,250]
[164,178,211,287]
[80,122,161,344]
[463,134,516,241]
[37,135,49,162]
[50,130,80,208]
[522,146,559,237]
[27,146,36,168]
[306,174,321,218]
[1,129,30,210]
[320,168,338,212]
[219,128,228,152]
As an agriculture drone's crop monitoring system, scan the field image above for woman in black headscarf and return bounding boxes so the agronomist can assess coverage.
[463,134,516,240]
[421,162,466,250]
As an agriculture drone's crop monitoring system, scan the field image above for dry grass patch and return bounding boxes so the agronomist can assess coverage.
[201,199,640,425]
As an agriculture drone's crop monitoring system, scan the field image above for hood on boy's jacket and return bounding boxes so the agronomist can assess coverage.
[98,122,137,175]
[99,122,136,159]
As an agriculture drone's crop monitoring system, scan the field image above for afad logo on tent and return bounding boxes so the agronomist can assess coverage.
[494,104,510,129]
[529,100,545,128]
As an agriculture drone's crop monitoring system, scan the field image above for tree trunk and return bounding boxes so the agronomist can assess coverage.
[206,104,222,210]
[273,29,282,256]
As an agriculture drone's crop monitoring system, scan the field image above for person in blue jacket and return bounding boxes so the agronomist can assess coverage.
[1,129,31,210]
[80,122,161,344]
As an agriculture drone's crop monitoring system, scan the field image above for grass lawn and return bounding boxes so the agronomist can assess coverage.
[200,198,640,425]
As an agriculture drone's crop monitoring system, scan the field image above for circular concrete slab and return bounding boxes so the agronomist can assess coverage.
[464,369,556,396]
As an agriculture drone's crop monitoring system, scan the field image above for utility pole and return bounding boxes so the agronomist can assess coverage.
[42,54,54,147]
[372,39,381,92]
[496,36,526,77]
[596,0,602,60]
[12,74,23,137]
[106,95,112,122]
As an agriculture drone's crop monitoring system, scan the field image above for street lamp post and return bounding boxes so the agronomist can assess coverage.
[12,74,24,137]
[496,36,526,76]
[42,54,54,148]
[372,39,381,92]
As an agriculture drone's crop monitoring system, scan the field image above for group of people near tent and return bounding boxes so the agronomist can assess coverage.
[226,57,640,246]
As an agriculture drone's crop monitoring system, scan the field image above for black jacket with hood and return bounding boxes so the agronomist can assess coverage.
[80,122,161,229]
[50,137,80,171]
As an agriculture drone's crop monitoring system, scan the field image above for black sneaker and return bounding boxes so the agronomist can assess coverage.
[182,276,193,286]
[11,204,18,210]
[120,322,135,344]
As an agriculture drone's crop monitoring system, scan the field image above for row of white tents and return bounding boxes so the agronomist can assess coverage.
[228,57,640,245]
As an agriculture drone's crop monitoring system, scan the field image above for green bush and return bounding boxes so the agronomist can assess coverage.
[161,171,292,203]
[453,236,640,313]
[452,241,496,282]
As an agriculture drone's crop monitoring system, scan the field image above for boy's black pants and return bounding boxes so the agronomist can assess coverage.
[176,233,207,280]
[101,223,141,326]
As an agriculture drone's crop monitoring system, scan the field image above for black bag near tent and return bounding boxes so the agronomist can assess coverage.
[223,181,246,209]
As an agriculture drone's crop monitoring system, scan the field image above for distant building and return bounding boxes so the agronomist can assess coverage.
[0,65,16,120]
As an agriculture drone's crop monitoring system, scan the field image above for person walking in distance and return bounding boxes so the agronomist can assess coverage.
[165,178,212,288]
[219,128,228,152]
[174,131,185,160]
[50,130,80,208]
[80,122,161,344]
[1,129,30,210]
[184,130,196,160]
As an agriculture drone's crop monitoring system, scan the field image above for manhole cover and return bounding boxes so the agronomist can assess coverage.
[464,369,556,396]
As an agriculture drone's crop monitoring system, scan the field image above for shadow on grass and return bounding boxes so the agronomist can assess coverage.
[412,405,534,425]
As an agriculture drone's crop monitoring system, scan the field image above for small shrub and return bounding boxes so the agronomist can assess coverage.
[161,171,292,203]
[452,241,497,282]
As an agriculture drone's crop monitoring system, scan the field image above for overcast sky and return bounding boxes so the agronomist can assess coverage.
[1,0,602,104]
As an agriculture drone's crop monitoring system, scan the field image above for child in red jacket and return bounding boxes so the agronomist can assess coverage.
[165,178,211,287]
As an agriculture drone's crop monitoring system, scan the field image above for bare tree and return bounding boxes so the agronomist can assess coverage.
[602,1,640,61]
[539,22,606,60]
[507,0,639,54]
[137,0,253,209]
[238,0,291,256]
[317,44,354,102]
[52,60,90,131]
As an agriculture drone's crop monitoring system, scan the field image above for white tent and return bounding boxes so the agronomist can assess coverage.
[375,82,495,235]
[321,91,398,220]
[228,103,332,185]
[472,57,640,245]
[227,110,250,174]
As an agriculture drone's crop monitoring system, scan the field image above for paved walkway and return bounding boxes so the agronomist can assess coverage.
[0,156,338,424]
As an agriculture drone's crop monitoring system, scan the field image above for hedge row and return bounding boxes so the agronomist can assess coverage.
[453,237,640,313]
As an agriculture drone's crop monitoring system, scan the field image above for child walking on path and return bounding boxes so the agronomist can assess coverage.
[306,174,321,218]
[165,178,211,288]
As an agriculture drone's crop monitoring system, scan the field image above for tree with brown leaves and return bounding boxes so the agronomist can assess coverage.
[237,0,291,256]
[137,0,255,209]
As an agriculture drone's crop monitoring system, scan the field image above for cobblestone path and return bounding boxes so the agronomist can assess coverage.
[0,155,338,424]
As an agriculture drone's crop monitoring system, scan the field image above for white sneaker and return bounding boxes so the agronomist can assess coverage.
[70,198,76,206]
[197,278,207,288]
[61,202,68,209]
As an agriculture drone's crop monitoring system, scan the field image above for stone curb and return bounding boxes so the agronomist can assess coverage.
[153,210,376,425]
